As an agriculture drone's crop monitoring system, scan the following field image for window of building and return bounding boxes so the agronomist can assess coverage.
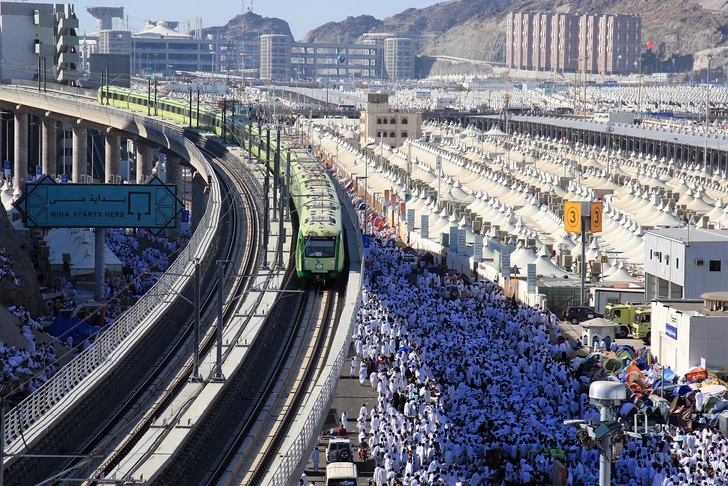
[676,258,679,269]
[390,118,396,124]
[382,132,388,138]
[377,118,382,124]
[401,118,408,124]
[390,131,396,138]
[377,131,382,138]
[382,119,388,124]
[401,132,408,138]
[710,260,722,272]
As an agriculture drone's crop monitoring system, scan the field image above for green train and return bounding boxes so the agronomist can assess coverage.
[99,87,345,281]
[99,85,226,135]
[286,147,345,281]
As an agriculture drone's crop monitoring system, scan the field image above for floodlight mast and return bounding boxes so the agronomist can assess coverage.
[589,381,628,486]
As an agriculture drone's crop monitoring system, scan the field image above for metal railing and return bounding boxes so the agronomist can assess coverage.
[0,85,221,452]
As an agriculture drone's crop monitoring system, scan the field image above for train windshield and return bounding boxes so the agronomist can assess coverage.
[304,237,336,257]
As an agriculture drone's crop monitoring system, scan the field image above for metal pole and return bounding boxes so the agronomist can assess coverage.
[105,66,110,104]
[196,87,200,127]
[188,87,192,127]
[599,405,611,486]
[147,79,151,116]
[706,55,712,172]
[222,99,227,142]
[277,153,286,268]
[271,128,278,220]
[581,218,586,306]
[215,261,224,380]
[436,155,442,211]
[407,142,411,200]
[284,150,291,222]
[193,259,201,379]
[154,79,158,116]
[263,168,270,268]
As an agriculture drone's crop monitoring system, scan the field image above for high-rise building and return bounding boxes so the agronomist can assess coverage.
[506,11,641,74]
[383,37,416,81]
[0,2,79,84]
[260,34,291,81]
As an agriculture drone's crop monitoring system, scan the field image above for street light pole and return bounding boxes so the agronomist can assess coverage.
[606,122,614,177]
[705,54,712,173]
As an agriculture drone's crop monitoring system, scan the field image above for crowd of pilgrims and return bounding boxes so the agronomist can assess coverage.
[1,227,183,401]
[339,238,728,486]
[0,247,21,287]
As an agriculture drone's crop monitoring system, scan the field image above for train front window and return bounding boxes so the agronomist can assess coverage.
[304,237,335,257]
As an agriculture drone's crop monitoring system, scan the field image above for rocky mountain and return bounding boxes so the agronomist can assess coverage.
[202,12,292,38]
[216,0,728,73]
[302,15,383,44]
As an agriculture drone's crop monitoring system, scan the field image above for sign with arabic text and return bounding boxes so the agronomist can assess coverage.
[14,175,183,232]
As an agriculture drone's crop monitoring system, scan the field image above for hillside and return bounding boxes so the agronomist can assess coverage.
[0,205,44,317]
[202,12,292,38]
[302,15,383,44]
[215,0,728,72]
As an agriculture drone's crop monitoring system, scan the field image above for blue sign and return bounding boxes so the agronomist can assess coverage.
[180,208,190,223]
[362,234,371,249]
[36,166,42,177]
[61,174,68,184]
[14,175,183,234]
[3,160,9,170]
[665,323,678,340]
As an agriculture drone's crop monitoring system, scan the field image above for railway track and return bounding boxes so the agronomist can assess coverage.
[2,141,257,485]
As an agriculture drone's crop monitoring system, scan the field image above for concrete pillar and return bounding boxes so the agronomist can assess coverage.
[136,143,153,184]
[105,133,121,183]
[42,118,56,177]
[72,125,87,183]
[13,112,28,192]
[165,155,181,238]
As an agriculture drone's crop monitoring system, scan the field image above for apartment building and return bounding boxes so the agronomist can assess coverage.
[506,11,641,74]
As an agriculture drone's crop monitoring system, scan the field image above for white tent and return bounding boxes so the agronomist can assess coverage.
[45,228,123,275]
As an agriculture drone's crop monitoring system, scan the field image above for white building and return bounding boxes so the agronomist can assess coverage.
[643,228,728,301]
[652,293,728,378]
[0,2,79,84]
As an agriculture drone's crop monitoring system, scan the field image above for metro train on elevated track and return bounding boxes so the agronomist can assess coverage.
[98,86,345,281]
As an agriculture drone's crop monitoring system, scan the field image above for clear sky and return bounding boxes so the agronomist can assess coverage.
[78,0,443,40]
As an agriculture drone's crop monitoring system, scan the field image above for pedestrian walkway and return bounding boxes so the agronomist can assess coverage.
[300,344,376,485]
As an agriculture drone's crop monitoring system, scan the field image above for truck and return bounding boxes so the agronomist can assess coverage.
[604,302,646,339]
[590,287,646,315]
[631,308,652,344]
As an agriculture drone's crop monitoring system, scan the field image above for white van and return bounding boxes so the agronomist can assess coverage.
[325,462,358,486]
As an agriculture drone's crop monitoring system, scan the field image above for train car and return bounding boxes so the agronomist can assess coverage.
[100,89,344,279]
[99,86,224,135]
[288,148,345,281]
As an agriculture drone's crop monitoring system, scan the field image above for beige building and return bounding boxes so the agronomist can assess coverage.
[506,11,641,74]
[360,93,422,148]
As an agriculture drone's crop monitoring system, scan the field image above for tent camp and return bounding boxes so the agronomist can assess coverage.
[46,228,122,276]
